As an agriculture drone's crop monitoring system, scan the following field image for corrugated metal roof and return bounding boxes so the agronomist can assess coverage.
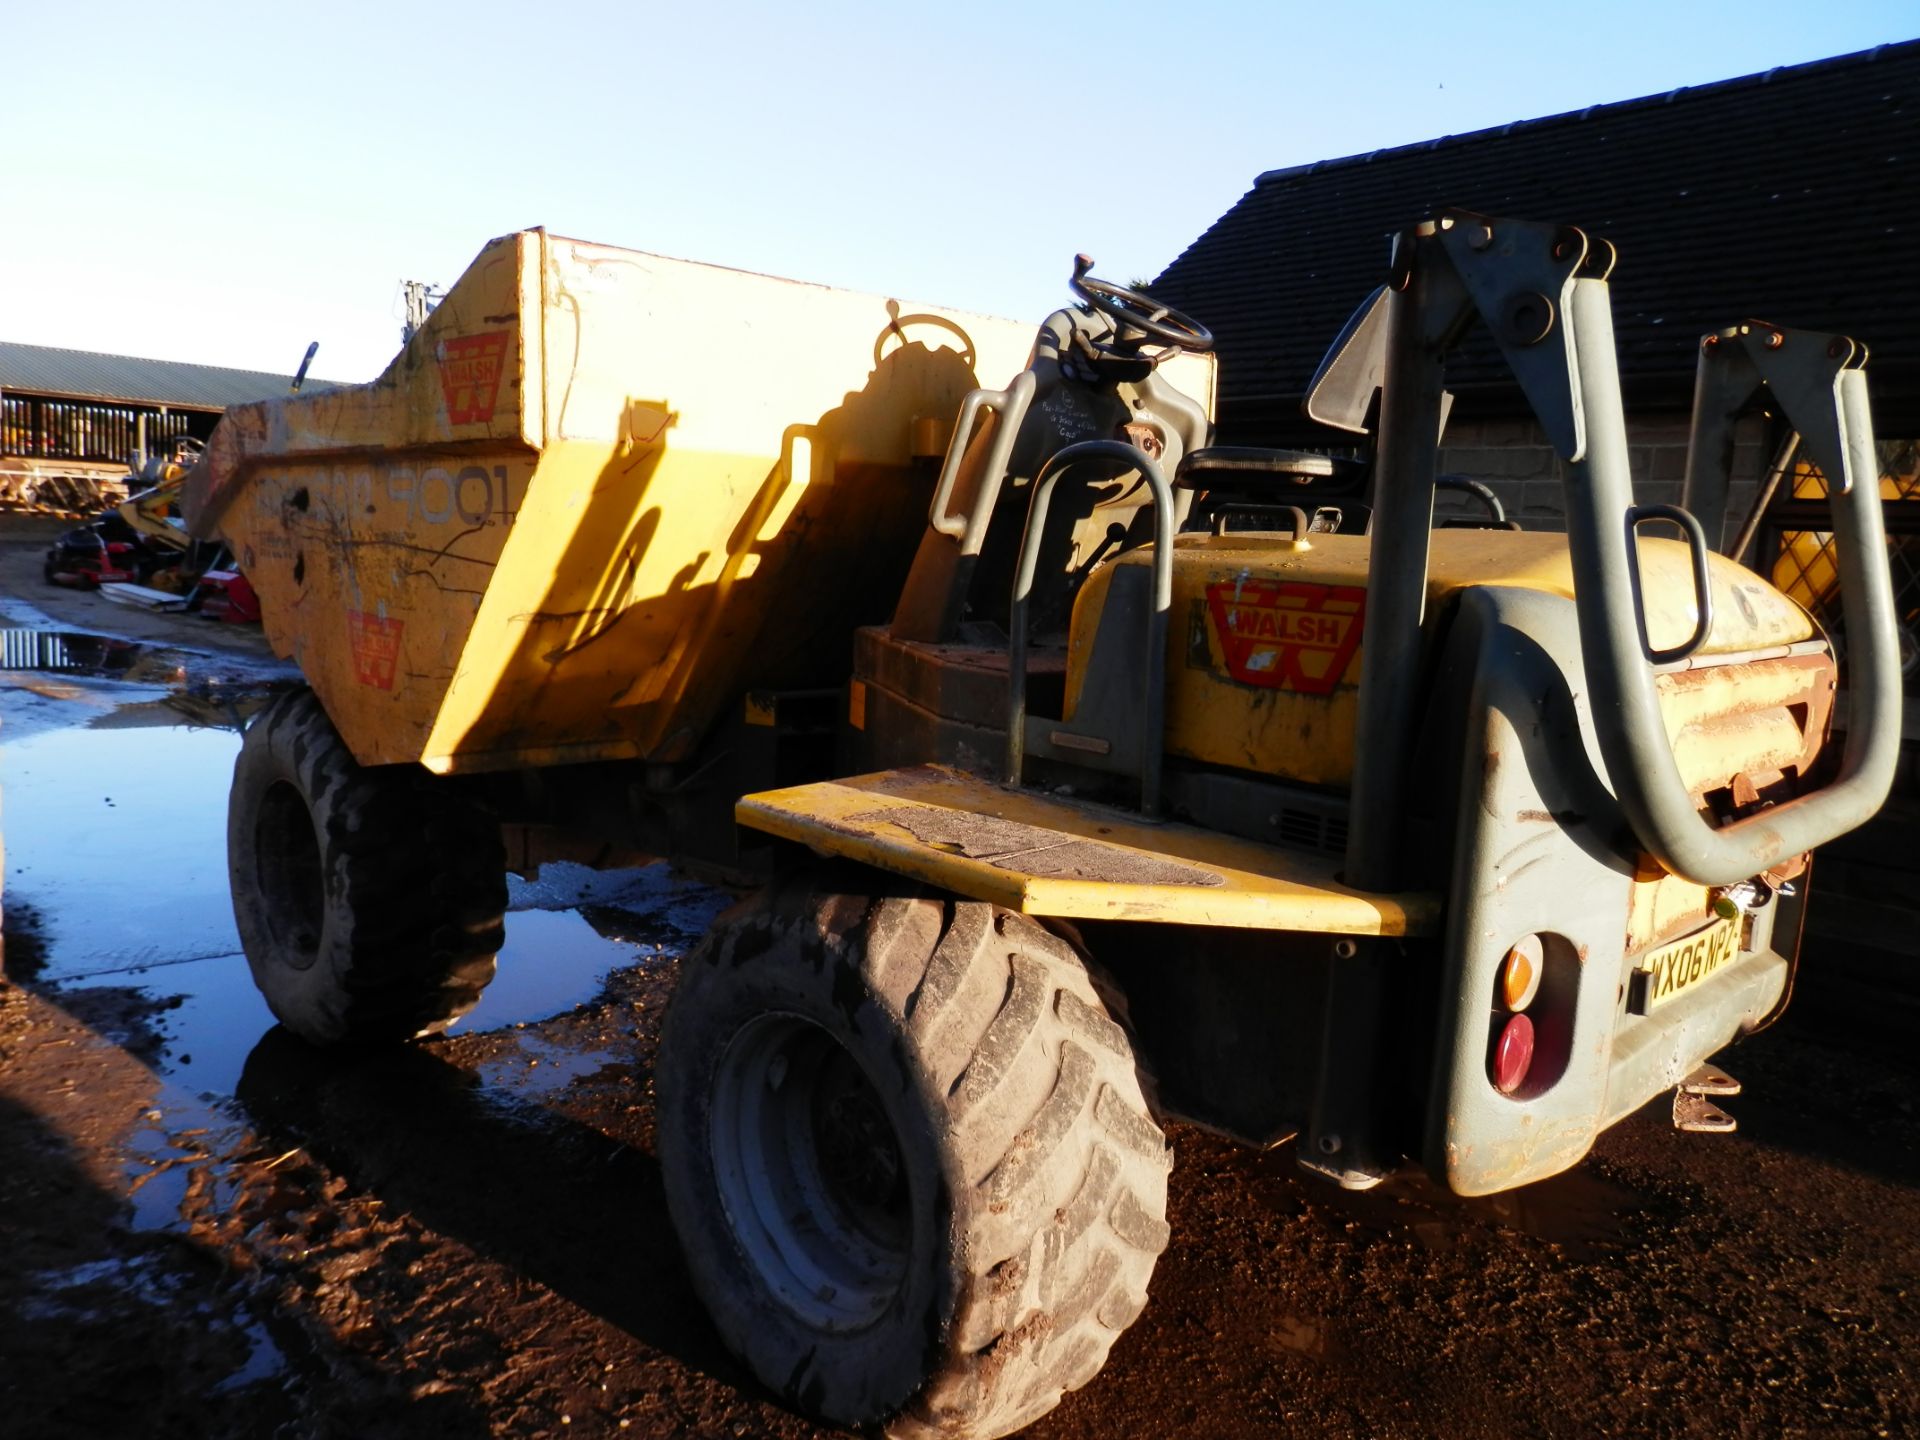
[0,341,343,410]
[1153,40,1920,440]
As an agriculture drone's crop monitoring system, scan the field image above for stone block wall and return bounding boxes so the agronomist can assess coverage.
[1436,413,1775,554]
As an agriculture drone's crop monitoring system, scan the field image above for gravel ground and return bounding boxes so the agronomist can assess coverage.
[5,906,1916,1440]
[1,532,1916,1438]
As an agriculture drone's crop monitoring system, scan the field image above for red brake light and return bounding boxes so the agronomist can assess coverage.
[1493,1013,1535,1095]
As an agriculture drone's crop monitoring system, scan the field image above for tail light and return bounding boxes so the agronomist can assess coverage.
[1490,932,1558,1097]
[1500,935,1543,1011]
[1493,1014,1535,1095]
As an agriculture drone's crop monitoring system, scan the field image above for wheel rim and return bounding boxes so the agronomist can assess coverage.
[253,780,325,970]
[710,1014,912,1331]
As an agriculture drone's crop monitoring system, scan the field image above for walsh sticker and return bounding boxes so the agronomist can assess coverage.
[347,611,405,690]
[437,331,510,425]
[1205,579,1366,695]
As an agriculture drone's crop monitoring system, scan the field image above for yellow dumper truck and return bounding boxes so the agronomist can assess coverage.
[185,214,1900,1439]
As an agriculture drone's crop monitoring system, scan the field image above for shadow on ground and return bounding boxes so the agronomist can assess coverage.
[232,1024,760,1395]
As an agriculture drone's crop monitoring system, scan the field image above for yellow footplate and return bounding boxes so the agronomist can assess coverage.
[736,764,1440,936]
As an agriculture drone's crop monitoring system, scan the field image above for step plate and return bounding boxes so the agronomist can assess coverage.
[738,764,1440,935]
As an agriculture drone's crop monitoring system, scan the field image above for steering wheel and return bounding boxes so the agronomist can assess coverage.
[1069,255,1214,352]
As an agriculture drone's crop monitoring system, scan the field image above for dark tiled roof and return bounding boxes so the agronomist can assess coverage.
[1155,40,1920,435]
[0,341,340,410]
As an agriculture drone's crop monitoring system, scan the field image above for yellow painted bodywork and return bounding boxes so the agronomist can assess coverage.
[1067,529,1817,790]
[737,764,1439,934]
[184,230,1216,773]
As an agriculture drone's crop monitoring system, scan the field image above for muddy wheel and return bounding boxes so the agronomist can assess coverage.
[227,689,506,1045]
[658,878,1171,1439]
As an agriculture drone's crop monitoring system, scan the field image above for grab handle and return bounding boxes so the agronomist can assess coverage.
[927,371,1037,548]
[1624,503,1714,665]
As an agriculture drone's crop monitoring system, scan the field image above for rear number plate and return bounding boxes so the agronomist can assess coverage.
[1629,916,1740,1014]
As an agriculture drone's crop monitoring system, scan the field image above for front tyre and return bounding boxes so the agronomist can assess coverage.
[658,879,1171,1439]
[227,689,506,1045]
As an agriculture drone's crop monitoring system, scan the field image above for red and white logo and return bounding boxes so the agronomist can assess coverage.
[437,331,511,425]
[347,611,405,690]
[1205,579,1366,695]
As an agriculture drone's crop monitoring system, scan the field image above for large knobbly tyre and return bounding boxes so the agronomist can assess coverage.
[227,689,506,1045]
[658,878,1172,1439]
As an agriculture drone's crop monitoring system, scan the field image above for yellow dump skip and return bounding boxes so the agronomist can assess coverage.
[737,764,1439,935]
[183,230,1214,774]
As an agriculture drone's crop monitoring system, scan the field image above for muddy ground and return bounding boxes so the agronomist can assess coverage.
[1,524,1917,1439]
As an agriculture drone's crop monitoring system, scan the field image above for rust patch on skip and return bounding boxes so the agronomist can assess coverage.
[851,806,1226,888]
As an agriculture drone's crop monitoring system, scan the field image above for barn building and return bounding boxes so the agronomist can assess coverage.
[0,343,327,511]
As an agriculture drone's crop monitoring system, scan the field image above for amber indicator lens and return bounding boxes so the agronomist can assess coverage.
[1501,934,1544,1011]
[1493,1013,1536,1095]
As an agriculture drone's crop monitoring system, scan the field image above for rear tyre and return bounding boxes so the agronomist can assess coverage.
[227,688,506,1045]
[658,877,1171,1439]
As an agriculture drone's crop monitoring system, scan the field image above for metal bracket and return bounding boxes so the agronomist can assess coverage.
[1682,323,1862,551]
[1673,1089,1738,1133]
[1437,211,1589,461]
[1680,1063,1742,1097]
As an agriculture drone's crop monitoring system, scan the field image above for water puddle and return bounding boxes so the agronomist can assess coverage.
[0,626,295,744]
[210,1316,289,1395]
[467,908,649,1035]
[6,720,251,977]
[1,627,165,679]
[476,1033,628,1100]
[17,1247,290,1405]
[2,672,728,1235]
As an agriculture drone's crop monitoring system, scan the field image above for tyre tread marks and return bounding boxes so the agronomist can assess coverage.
[252,690,505,1039]
[818,890,1171,1440]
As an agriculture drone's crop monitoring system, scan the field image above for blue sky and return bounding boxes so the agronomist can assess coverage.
[2,1,1910,382]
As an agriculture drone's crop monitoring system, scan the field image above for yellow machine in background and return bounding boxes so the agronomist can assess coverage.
[111,438,200,587]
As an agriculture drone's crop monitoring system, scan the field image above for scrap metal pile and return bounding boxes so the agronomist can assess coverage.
[42,436,259,622]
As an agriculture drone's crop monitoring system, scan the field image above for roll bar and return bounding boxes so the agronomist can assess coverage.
[1331,211,1899,889]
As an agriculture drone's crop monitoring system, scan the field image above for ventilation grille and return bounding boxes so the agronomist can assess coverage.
[1276,806,1348,855]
